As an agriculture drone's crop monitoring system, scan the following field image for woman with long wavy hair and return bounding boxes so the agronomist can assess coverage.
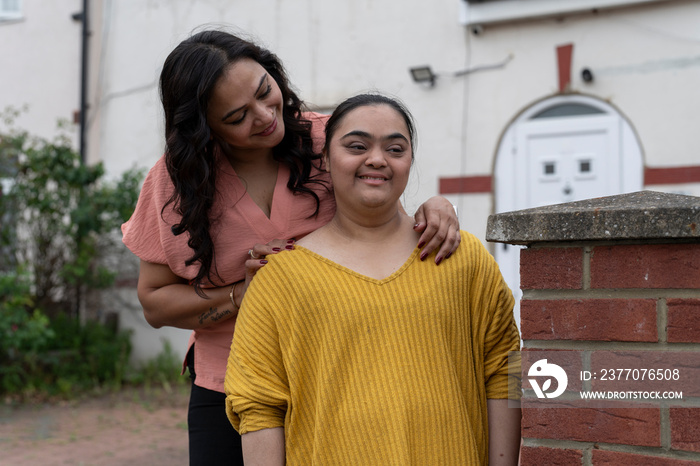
[122,29,460,465]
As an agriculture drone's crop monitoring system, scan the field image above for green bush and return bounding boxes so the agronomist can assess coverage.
[0,108,143,317]
[0,108,169,401]
[0,269,134,398]
[0,270,55,393]
[42,313,133,396]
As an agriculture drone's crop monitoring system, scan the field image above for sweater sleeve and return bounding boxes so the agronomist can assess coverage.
[471,237,521,399]
[224,269,290,434]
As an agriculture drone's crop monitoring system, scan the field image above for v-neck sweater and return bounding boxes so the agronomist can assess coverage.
[225,231,520,465]
[121,112,335,392]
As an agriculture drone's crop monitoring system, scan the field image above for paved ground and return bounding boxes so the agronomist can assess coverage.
[0,385,190,466]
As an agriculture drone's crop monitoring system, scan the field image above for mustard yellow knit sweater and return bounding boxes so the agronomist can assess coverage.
[225,231,520,465]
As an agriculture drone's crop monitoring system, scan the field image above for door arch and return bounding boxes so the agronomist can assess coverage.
[494,95,643,329]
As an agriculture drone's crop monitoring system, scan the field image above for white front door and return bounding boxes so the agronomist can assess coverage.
[516,115,620,209]
[494,96,643,332]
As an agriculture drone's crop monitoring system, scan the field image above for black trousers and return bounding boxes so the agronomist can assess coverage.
[187,347,243,466]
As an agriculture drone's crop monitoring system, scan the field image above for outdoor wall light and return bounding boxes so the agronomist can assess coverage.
[409,54,513,89]
[409,66,437,87]
[581,68,594,83]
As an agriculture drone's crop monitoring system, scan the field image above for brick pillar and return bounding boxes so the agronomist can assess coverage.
[486,191,700,465]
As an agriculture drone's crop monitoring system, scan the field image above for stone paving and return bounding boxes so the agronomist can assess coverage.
[0,385,189,466]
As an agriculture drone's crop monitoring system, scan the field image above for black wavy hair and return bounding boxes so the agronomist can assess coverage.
[159,29,326,293]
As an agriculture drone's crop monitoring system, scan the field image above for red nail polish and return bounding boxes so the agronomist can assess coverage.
[445,252,452,259]
[285,245,293,250]
[420,252,427,261]
[260,260,268,264]
[287,239,295,244]
[435,256,443,265]
[418,241,425,248]
[272,247,281,252]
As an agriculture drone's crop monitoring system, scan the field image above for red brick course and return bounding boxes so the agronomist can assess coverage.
[667,299,700,343]
[590,244,700,289]
[520,446,582,465]
[522,407,660,446]
[520,247,583,290]
[670,407,700,453]
[592,450,700,465]
[520,299,657,341]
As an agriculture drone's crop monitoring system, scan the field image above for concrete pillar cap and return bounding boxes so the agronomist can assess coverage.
[486,190,700,245]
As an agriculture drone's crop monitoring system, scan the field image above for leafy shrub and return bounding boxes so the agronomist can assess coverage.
[0,270,134,398]
[0,109,143,318]
[42,313,133,396]
[0,270,55,393]
[0,108,156,401]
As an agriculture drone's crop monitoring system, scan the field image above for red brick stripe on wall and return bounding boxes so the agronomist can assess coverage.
[557,43,574,93]
[437,165,700,195]
[438,176,492,194]
[645,166,700,185]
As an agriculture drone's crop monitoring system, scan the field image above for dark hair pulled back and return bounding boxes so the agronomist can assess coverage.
[324,93,416,158]
[160,29,325,293]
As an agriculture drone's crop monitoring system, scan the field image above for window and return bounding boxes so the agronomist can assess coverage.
[531,103,605,120]
[0,0,22,21]
[575,156,597,181]
[538,157,561,183]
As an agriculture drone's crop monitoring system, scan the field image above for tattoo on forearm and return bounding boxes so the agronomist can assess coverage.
[199,307,232,325]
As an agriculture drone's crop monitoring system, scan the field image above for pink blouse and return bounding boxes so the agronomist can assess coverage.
[121,112,335,392]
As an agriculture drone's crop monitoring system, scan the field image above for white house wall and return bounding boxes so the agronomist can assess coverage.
[0,1,83,145]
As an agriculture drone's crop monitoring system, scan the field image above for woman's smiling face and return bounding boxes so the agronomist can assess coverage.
[206,58,285,156]
[325,103,413,211]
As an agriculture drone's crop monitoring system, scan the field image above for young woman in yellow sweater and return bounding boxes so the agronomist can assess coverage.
[225,94,521,465]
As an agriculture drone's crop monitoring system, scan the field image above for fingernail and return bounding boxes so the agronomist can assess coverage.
[272,247,281,252]
[445,252,452,259]
[260,260,268,264]
[287,239,295,244]
[414,223,420,229]
[420,252,427,261]
[435,256,443,265]
[418,241,425,248]
[285,245,294,250]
